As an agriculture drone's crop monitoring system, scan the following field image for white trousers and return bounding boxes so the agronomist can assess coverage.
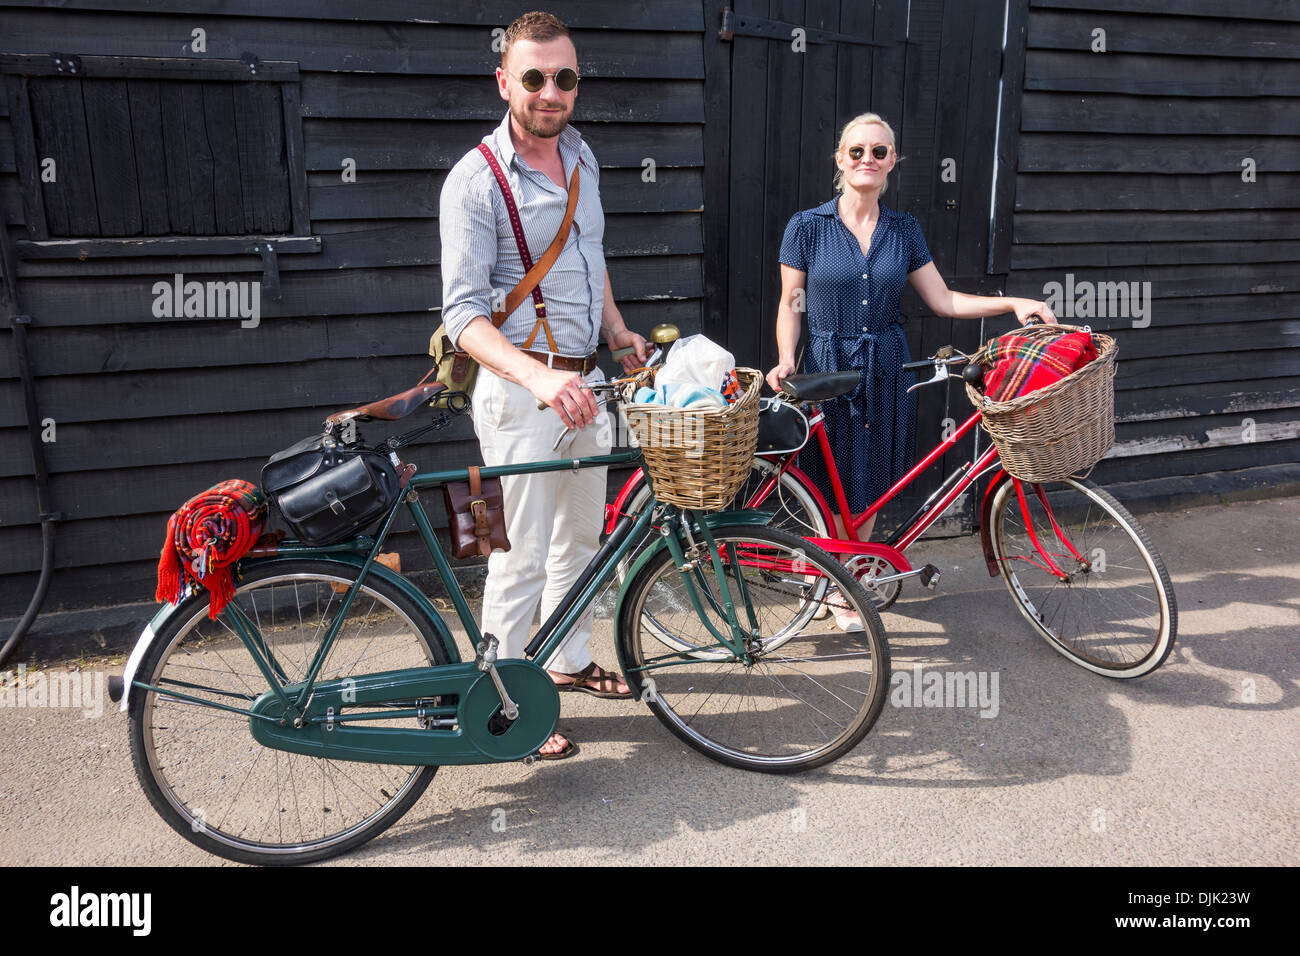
[470,365,611,673]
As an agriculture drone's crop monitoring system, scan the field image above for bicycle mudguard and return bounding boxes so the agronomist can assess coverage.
[978,470,1014,576]
[605,466,648,535]
[113,554,462,714]
[248,658,560,766]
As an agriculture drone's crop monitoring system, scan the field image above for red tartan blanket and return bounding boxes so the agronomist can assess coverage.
[982,330,1098,403]
[155,479,267,618]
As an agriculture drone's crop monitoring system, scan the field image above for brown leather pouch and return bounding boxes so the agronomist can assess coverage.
[443,465,510,558]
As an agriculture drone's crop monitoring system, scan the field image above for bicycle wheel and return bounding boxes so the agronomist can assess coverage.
[617,524,890,772]
[128,559,451,865]
[989,476,1177,678]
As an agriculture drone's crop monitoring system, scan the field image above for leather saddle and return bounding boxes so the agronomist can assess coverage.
[779,371,861,403]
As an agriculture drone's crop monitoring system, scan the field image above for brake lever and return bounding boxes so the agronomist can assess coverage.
[907,363,950,393]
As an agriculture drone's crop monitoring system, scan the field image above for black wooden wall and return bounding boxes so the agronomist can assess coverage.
[0,0,708,617]
[1003,0,1300,489]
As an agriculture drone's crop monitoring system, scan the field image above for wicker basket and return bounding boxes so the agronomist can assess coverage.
[965,324,1117,482]
[620,367,761,510]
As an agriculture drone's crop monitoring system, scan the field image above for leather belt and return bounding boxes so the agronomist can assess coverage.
[522,349,599,374]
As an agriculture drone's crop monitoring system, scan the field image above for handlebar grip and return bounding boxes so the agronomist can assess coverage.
[901,359,934,372]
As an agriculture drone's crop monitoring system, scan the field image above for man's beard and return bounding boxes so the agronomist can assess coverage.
[511,100,571,138]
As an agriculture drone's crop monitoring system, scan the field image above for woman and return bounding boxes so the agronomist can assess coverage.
[766,112,1056,626]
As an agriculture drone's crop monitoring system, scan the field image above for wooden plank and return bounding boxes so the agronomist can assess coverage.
[1090,439,1300,487]
[955,0,1002,278]
[1030,0,1300,24]
[796,0,841,212]
[1109,350,1300,391]
[233,82,290,233]
[308,164,702,224]
[0,52,298,81]
[180,81,217,233]
[1013,173,1300,211]
[0,1,707,31]
[14,256,702,328]
[1022,91,1300,135]
[125,79,171,234]
[14,234,319,262]
[27,77,99,236]
[3,75,49,239]
[0,13,707,78]
[1113,377,1300,423]
[0,298,702,379]
[301,72,705,123]
[1025,49,1300,96]
[897,0,941,218]
[1107,407,1300,459]
[1028,9,1300,58]
[11,212,697,275]
[1108,319,1300,360]
[200,82,245,234]
[302,119,704,171]
[1012,210,1300,243]
[1017,132,1300,173]
[1006,263,1300,300]
[281,80,310,236]
[158,80,193,234]
[1010,239,1300,270]
[81,79,144,235]
[726,0,768,369]
[991,0,1030,274]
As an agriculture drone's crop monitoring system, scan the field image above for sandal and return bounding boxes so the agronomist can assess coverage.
[535,732,580,761]
[825,588,864,632]
[549,662,633,699]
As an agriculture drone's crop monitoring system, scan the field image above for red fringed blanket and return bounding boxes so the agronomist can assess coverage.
[156,479,268,618]
[982,330,1099,403]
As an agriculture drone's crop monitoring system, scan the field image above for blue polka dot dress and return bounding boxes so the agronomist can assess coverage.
[779,198,933,516]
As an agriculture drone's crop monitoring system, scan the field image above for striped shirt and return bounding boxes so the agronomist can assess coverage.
[439,112,605,356]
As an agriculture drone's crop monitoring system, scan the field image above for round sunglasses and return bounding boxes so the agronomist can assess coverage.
[848,144,890,162]
[508,67,580,93]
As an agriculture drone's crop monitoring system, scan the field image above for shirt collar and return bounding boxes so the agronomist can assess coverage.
[490,112,582,177]
[812,196,903,220]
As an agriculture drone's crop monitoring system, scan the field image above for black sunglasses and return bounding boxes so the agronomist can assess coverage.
[510,67,579,93]
[848,144,890,161]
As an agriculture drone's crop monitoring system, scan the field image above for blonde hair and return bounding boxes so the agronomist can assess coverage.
[832,113,897,194]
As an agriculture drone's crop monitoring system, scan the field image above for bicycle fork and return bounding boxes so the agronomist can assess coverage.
[660,512,761,662]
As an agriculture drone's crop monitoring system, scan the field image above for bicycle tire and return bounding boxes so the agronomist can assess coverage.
[128,559,450,865]
[617,524,890,772]
[988,476,1177,678]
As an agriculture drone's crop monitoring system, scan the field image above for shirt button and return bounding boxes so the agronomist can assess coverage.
[863,326,869,331]
[862,299,869,305]
[862,273,868,279]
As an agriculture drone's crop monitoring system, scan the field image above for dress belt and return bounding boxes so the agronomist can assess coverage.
[521,349,599,374]
[807,328,886,427]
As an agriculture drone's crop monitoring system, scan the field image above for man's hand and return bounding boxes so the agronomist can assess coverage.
[608,327,649,374]
[526,365,600,429]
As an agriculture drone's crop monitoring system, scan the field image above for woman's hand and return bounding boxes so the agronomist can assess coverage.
[1011,299,1057,326]
[766,361,797,394]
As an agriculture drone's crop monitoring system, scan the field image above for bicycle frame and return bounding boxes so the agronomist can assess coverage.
[121,447,779,765]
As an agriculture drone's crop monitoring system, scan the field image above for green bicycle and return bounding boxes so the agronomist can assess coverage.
[111,384,889,865]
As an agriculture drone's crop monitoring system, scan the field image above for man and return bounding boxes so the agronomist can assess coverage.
[439,11,648,759]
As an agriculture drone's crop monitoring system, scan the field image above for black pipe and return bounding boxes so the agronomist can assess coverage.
[1,315,60,667]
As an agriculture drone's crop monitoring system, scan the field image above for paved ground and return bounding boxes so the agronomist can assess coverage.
[2,495,1296,866]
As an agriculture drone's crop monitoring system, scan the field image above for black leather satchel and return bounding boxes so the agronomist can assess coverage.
[756,398,811,455]
[261,433,402,546]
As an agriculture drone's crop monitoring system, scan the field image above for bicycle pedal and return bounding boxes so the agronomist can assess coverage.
[919,564,941,589]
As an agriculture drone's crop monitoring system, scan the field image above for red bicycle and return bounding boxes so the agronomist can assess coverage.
[607,344,1178,679]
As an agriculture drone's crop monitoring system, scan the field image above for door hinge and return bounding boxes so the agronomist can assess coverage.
[719,6,895,47]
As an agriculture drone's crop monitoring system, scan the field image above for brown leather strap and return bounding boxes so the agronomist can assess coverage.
[479,146,580,334]
[521,349,598,374]
[468,465,481,496]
